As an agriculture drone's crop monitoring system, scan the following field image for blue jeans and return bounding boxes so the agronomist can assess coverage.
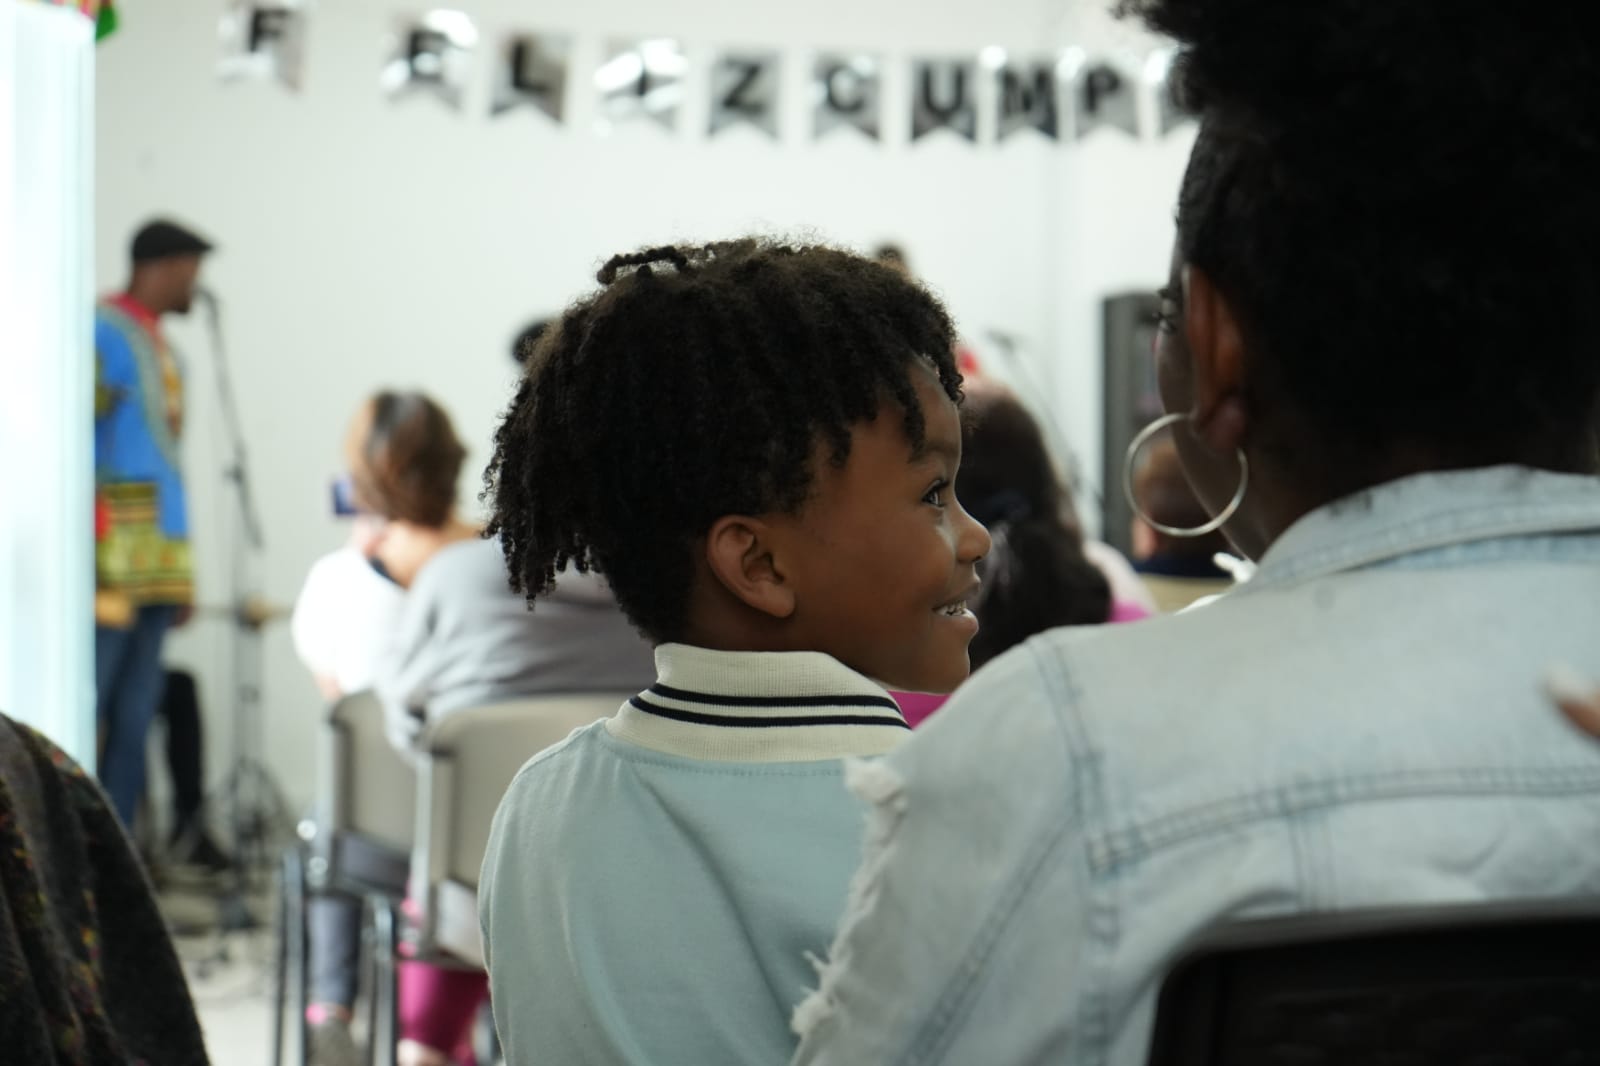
[95,605,178,827]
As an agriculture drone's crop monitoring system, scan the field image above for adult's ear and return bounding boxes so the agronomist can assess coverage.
[703,515,797,621]
[1181,265,1250,457]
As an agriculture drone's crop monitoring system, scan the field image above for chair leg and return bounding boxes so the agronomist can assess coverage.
[274,846,311,1066]
[271,850,289,1066]
[293,856,310,1065]
[368,894,400,1066]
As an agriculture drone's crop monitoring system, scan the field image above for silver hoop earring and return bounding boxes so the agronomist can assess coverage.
[1122,412,1248,538]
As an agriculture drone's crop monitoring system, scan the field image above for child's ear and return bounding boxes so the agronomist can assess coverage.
[704,515,796,620]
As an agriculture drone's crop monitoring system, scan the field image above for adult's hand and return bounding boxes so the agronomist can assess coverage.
[173,603,195,628]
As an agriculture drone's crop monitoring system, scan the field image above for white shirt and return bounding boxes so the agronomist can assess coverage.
[290,546,406,696]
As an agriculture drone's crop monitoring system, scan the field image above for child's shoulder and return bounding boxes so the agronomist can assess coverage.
[504,716,611,788]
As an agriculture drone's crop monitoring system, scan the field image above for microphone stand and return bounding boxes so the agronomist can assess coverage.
[981,328,1098,521]
[195,289,290,955]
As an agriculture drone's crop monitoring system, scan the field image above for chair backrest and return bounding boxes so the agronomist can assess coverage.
[318,690,416,856]
[408,692,628,963]
[1146,901,1600,1066]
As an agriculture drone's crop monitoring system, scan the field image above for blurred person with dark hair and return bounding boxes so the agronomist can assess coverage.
[894,385,1147,726]
[960,387,1149,660]
[792,1,1600,1061]
[1130,437,1233,612]
[94,218,212,829]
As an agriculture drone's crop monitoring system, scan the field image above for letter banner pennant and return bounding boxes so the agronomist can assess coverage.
[596,38,687,131]
[381,11,479,110]
[911,58,977,142]
[813,53,881,141]
[710,51,781,138]
[492,33,570,120]
[218,0,308,90]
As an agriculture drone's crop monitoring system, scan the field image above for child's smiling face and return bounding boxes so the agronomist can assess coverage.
[774,363,992,694]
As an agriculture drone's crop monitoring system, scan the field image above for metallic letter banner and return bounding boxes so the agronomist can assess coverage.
[218,0,307,90]
[709,51,781,138]
[813,53,881,141]
[596,39,687,131]
[911,58,977,142]
[1072,57,1139,140]
[996,59,1059,141]
[493,33,570,120]
[381,11,479,110]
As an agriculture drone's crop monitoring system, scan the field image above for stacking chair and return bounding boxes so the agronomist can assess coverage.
[1146,901,1600,1066]
[365,693,628,1066]
[273,691,416,1066]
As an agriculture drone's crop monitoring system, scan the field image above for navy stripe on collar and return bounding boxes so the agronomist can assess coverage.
[648,682,901,713]
[629,694,910,730]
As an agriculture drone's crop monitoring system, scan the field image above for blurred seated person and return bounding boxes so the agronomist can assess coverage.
[1129,436,1235,612]
[304,389,653,1066]
[292,510,406,704]
[351,391,654,752]
[895,386,1147,726]
[0,712,210,1065]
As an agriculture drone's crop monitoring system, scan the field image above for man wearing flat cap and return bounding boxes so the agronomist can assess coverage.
[93,218,212,829]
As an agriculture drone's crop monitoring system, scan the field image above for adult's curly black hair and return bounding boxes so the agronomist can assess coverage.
[484,239,961,643]
[1119,0,1600,494]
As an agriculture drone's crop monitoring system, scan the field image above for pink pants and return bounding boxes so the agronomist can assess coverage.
[396,895,490,1064]
[398,958,489,1065]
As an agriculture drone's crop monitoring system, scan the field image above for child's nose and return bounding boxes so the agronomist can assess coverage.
[957,505,992,563]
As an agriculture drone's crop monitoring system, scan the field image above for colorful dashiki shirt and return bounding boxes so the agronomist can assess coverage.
[93,294,192,607]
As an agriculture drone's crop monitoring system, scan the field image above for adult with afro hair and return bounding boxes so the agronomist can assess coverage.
[790,2,1600,1063]
[478,239,990,1065]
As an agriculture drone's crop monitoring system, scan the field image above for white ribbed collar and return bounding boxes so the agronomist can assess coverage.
[603,643,910,764]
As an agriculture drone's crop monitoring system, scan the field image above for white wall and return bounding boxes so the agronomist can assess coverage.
[95,0,1191,813]
[3,1,96,763]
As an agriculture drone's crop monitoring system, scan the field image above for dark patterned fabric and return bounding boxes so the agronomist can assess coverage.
[0,713,209,1065]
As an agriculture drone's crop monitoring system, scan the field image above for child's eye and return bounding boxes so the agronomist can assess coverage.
[922,480,950,507]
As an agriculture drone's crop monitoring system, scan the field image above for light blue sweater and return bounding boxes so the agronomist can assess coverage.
[478,644,910,1065]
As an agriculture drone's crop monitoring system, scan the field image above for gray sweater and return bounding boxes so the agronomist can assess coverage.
[377,537,655,751]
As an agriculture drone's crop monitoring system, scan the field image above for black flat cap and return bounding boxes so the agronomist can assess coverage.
[131,219,215,263]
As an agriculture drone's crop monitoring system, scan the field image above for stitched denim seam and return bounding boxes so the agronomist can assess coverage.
[903,824,1074,1066]
[895,644,1082,1066]
[1312,535,1600,581]
[1050,643,1118,1066]
[1088,768,1600,871]
[1249,497,1600,591]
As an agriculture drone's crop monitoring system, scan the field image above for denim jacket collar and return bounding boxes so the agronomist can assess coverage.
[1246,465,1600,591]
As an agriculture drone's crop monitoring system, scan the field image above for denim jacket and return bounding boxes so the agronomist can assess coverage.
[790,466,1600,1066]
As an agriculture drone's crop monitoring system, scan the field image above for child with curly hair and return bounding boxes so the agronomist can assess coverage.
[477,239,990,1064]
